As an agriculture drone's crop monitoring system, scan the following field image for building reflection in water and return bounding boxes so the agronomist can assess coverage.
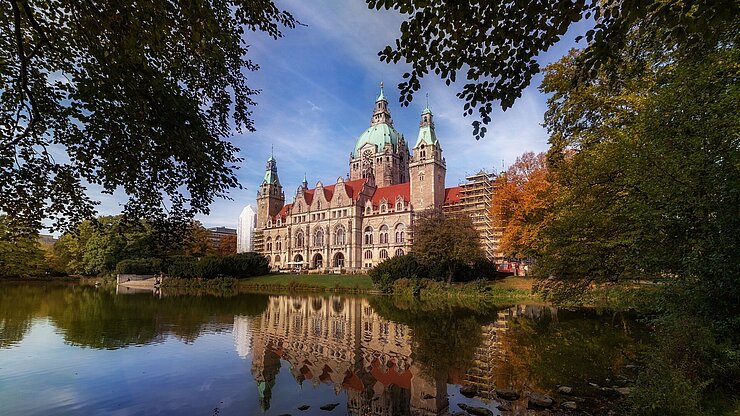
[233,296,555,415]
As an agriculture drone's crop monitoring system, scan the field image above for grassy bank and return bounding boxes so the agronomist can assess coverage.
[389,276,542,304]
[236,273,376,293]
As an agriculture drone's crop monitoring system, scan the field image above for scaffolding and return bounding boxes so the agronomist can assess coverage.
[252,229,265,254]
[444,170,502,262]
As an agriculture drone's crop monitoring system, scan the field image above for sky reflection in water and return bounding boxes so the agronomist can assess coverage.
[0,283,644,415]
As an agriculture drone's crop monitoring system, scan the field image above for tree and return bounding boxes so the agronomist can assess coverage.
[537,31,740,314]
[491,152,557,259]
[412,212,484,284]
[370,0,737,139]
[0,215,46,277]
[217,234,237,255]
[1,1,297,236]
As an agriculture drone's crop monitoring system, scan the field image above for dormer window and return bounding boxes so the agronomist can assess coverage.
[380,203,387,213]
[396,201,403,211]
[277,218,282,226]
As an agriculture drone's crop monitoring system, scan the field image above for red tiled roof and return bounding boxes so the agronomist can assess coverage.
[369,358,412,389]
[303,178,368,205]
[274,203,293,220]
[444,186,463,205]
[371,183,410,207]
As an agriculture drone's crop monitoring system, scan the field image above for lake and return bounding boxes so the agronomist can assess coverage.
[0,282,645,415]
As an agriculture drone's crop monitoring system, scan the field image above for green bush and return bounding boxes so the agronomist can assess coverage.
[163,253,269,279]
[165,256,199,278]
[369,254,422,289]
[629,315,740,415]
[224,252,269,278]
[115,258,161,275]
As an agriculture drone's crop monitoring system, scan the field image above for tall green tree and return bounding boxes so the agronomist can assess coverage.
[412,212,484,284]
[537,30,740,320]
[1,1,296,235]
[0,215,46,277]
[371,0,737,139]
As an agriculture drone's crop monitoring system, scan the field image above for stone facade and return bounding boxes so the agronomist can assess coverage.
[256,84,461,272]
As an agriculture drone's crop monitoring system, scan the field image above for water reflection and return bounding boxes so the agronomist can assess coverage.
[0,283,644,415]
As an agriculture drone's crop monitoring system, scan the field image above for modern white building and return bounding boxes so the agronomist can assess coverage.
[237,205,256,253]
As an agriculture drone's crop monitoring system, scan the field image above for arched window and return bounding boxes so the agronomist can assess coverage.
[395,224,405,243]
[277,218,281,226]
[266,255,272,263]
[396,200,403,211]
[275,236,281,251]
[365,205,372,215]
[335,226,346,245]
[380,202,387,213]
[380,249,388,260]
[364,226,373,245]
[395,248,404,257]
[296,232,304,248]
[266,236,272,251]
[315,229,324,247]
[334,252,345,267]
[275,255,281,264]
[364,250,373,260]
[379,225,389,244]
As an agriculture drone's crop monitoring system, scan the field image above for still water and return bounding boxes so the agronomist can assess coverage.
[0,282,645,415]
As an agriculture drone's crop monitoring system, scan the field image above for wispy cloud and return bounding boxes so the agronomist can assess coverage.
[73,1,588,229]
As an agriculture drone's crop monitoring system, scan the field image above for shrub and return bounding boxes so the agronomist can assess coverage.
[224,252,269,278]
[369,254,423,289]
[164,253,269,279]
[115,258,161,275]
[197,256,225,279]
[165,256,199,278]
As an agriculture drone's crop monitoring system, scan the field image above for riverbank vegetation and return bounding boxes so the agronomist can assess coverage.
[487,21,740,415]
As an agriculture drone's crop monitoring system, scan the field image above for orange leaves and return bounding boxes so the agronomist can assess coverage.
[491,152,557,259]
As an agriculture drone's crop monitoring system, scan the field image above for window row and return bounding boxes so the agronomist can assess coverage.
[365,200,405,215]
[363,224,405,245]
[364,248,405,260]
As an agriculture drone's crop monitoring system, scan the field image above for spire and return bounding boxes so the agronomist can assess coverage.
[376,81,386,102]
[371,81,392,126]
[263,153,281,187]
[416,100,438,147]
[421,93,432,115]
[301,173,308,189]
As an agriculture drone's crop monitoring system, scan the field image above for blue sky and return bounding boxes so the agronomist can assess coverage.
[93,1,592,229]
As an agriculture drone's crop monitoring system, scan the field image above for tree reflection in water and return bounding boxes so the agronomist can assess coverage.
[1,283,647,416]
[0,282,269,349]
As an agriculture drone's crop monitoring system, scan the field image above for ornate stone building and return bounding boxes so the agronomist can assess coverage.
[256,84,463,271]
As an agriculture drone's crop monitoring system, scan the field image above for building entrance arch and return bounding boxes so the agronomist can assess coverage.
[312,253,323,269]
[333,252,345,268]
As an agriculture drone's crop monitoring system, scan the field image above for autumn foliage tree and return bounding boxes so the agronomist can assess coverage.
[218,234,237,255]
[491,152,556,259]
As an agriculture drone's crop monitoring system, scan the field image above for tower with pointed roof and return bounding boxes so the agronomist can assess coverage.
[409,105,446,211]
[349,83,410,187]
[257,153,285,229]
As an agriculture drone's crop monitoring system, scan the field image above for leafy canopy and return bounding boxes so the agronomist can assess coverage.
[412,211,484,284]
[1,0,296,235]
[369,0,737,139]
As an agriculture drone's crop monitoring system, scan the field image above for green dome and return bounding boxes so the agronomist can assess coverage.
[353,123,401,157]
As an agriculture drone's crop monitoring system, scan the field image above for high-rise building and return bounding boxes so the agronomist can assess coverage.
[237,205,257,253]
